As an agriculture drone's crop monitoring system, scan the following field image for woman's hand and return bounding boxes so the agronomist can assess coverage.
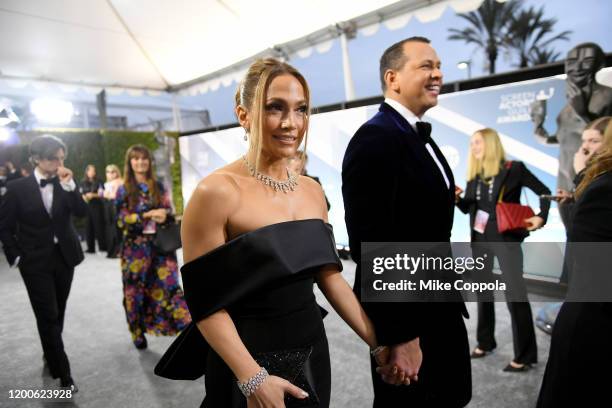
[556,189,574,204]
[151,209,167,224]
[573,148,591,174]
[525,215,544,231]
[143,209,167,223]
[247,375,308,408]
[454,186,464,203]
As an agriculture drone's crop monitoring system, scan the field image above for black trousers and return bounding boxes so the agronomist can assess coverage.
[471,221,537,364]
[85,200,107,252]
[103,200,120,257]
[20,246,74,379]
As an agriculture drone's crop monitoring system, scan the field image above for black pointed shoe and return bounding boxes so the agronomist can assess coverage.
[133,335,148,350]
[59,376,78,393]
[503,362,531,372]
[470,347,494,359]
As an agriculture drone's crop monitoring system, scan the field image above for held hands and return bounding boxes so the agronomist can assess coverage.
[375,338,422,386]
[247,375,308,408]
[525,215,544,231]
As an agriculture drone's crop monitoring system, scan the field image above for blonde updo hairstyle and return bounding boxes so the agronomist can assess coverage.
[235,58,310,172]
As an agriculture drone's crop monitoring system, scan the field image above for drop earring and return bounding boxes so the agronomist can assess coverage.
[244,130,248,141]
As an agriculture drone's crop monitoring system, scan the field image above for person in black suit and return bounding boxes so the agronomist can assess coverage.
[455,128,550,372]
[342,37,471,407]
[536,124,612,407]
[0,134,87,392]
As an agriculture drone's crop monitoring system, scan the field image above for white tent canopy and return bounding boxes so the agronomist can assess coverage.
[0,0,486,94]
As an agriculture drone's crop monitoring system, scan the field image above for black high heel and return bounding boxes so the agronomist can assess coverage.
[502,362,531,372]
[470,347,493,359]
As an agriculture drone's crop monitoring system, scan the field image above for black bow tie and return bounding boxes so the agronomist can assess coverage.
[415,121,432,144]
[40,177,58,187]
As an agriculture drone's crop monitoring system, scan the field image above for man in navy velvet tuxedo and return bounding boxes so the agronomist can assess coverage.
[342,37,471,407]
[0,135,87,392]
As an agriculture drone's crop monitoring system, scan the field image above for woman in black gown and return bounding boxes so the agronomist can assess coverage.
[156,59,406,407]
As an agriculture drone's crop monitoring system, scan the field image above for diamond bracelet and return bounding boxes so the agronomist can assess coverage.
[237,367,269,398]
[370,346,387,357]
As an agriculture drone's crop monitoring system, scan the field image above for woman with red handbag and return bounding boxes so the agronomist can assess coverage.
[455,128,551,372]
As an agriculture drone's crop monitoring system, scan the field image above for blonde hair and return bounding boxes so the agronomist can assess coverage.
[576,119,612,198]
[105,164,122,179]
[235,58,310,171]
[467,128,506,181]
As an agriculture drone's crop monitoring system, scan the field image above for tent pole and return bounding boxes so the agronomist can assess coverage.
[172,94,183,132]
[339,26,356,101]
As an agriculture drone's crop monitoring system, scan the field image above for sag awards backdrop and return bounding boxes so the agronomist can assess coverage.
[179,74,568,280]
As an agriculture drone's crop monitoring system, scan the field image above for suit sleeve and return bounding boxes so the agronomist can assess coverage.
[342,125,423,345]
[0,183,22,264]
[519,162,551,224]
[63,182,88,218]
[456,181,475,214]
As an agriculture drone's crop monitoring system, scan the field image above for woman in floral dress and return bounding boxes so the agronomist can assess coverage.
[116,144,191,349]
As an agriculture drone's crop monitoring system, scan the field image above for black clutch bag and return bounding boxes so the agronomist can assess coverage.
[253,346,319,407]
[153,220,182,254]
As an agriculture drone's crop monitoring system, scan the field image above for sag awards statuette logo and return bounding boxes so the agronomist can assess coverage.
[497,88,554,124]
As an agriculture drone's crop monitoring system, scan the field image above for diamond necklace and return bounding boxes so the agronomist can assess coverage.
[242,155,298,193]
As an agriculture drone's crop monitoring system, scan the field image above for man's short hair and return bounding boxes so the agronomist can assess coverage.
[379,36,431,92]
[29,134,67,162]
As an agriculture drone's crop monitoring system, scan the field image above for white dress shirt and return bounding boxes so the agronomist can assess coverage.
[384,98,451,189]
[34,168,77,214]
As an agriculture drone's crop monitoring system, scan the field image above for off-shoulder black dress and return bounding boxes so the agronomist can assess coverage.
[155,219,342,408]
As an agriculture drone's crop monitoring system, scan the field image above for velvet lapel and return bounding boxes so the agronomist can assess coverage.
[426,137,455,201]
[379,102,453,196]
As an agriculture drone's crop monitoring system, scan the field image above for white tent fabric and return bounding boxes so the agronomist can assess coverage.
[0,0,486,94]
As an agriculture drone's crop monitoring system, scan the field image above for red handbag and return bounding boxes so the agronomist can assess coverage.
[495,163,535,234]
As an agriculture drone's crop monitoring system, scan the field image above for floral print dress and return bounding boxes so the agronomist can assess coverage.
[116,182,191,345]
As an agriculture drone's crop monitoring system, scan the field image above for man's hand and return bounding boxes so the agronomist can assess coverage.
[57,166,73,184]
[376,338,422,385]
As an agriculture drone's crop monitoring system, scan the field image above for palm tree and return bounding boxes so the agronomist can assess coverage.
[448,0,522,74]
[529,48,562,66]
[504,6,572,68]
